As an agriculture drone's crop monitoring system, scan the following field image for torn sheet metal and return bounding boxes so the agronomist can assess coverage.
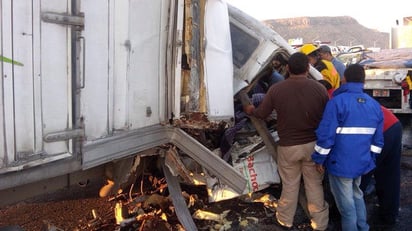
[206,137,280,202]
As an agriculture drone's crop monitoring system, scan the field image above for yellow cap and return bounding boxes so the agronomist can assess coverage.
[300,44,318,55]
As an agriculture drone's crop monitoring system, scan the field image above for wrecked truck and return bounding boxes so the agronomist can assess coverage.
[0,0,323,218]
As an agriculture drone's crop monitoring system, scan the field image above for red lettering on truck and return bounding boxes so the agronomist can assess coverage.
[247,156,259,191]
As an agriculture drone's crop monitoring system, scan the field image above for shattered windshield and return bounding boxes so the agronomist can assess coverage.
[230,23,259,68]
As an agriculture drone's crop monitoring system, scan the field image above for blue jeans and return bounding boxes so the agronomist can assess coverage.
[328,174,369,231]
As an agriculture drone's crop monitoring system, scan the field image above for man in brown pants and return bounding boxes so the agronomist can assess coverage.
[244,52,329,230]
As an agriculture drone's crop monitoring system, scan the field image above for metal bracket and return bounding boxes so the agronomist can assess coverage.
[41,12,84,30]
[44,128,84,143]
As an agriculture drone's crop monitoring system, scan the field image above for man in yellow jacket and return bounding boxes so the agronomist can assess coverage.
[405,70,412,108]
[300,44,340,97]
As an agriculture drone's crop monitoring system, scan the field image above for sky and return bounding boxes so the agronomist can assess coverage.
[225,0,410,33]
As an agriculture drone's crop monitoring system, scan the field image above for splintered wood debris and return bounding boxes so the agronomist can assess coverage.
[54,169,279,231]
[78,186,279,231]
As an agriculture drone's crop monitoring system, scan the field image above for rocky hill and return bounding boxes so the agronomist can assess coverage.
[263,16,390,49]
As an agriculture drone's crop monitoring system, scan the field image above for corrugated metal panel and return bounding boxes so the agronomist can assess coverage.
[0,0,73,171]
[81,0,169,141]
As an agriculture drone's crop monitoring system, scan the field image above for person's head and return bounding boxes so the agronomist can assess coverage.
[287,52,309,75]
[299,44,319,65]
[408,70,412,77]
[318,45,333,61]
[271,53,288,70]
[343,64,365,83]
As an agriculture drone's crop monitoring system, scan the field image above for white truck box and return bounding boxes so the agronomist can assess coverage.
[0,0,321,205]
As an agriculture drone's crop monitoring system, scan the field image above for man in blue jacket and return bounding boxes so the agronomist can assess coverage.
[312,64,384,231]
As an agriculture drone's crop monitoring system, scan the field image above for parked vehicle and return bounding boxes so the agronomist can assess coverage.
[336,48,412,114]
[335,17,412,114]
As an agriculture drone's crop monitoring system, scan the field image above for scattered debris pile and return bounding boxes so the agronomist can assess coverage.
[75,170,287,231]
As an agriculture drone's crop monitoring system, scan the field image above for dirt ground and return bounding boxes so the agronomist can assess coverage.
[0,151,412,231]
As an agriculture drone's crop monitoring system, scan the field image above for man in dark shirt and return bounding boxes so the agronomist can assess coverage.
[361,106,402,228]
[243,52,329,230]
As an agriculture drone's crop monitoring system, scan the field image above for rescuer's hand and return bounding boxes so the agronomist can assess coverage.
[243,104,255,115]
[315,164,325,174]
